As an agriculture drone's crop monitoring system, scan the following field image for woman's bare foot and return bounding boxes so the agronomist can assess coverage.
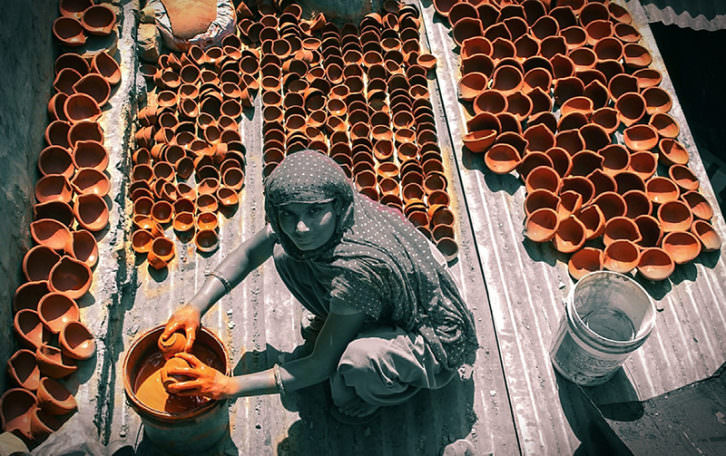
[337,396,379,418]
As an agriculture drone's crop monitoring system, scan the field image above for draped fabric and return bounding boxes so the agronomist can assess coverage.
[264,150,478,369]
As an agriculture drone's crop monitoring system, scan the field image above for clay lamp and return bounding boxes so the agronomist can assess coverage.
[196,229,220,253]
[71,168,111,197]
[557,112,587,133]
[560,96,593,117]
[602,239,640,273]
[68,120,104,147]
[196,211,219,232]
[614,171,646,195]
[681,191,714,220]
[614,92,646,127]
[642,87,673,116]
[603,216,642,246]
[516,152,552,181]
[646,176,680,204]
[59,320,95,360]
[48,256,92,299]
[575,204,606,241]
[37,377,77,415]
[556,191,582,221]
[81,4,116,35]
[217,186,240,208]
[622,190,652,219]
[691,220,722,252]
[491,65,523,95]
[649,113,680,139]
[569,151,603,177]
[0,388,37,441]
[452,17,483,46]
[568,247,603,280]
[514,34,539,61]
[22,245,61,283]
[658,138,689,166]
[64,92,102,123]
[545,147,572,178]
[662,231,701,264]
[73,73,111,108]
[66,229,98,268]
[36,344,77,378]
[457,72,488,102]
[550,54,575,81]
[658,200,694,232]
[553,76,584,105]
[53,16,86,47]
[38,292,79,334]
[33,200,75,227]
[151,199,174,226]
[638,248,675,281]
[7,349,40,391]
[14,309,50,350]
[196,194,219,213]
[436,238,459,263]
[633,68,662,89]
[609,2,634,23]
[48,92,70,122]
[634,215,662,248]
[569,47,597,71]
[131,229,154,254]
[147,237,175,270]
[579,123,610,153]
[587,169,616,195]
[525,208,559,243]
[73,140,109,172]
[623,124,658,152]
[176,182,196,201]
[473,90,508,115]
[484,143,521,174]
[91,50,121,86]
[592,191,627,220]
[628,152,658,181]
[158,331,187,360]
[59,0,93,18]
[553,216,586,253]
[172,212,194,233]
[38,146,74,178]
[36,175,73,204]
[418,53,437,71]
[505,92,532,121]
[133,196,153,217]
[584,79,610,110]
[553,130,583,156]
[523,124,556,153]
[623,43,652,69]
[30,218,72,251]
[560,176,596,205]
[74,194,109,232]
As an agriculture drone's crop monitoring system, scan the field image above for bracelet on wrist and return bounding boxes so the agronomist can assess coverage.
[206,271,232,294]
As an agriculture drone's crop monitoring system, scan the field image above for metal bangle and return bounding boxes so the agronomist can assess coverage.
[206,271,232,294]
[273,363,286,395]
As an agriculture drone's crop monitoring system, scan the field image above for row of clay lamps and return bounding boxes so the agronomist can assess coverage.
[130,34,256,267]
[432,0,722,280]
[0,4,119,445]
[238,3,458,260]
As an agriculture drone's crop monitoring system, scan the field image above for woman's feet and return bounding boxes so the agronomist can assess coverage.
[330,396,380,424]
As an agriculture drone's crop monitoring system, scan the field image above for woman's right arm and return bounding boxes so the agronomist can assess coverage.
[162,225,276,350]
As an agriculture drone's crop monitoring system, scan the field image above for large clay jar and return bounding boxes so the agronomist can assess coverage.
[38,377,77,415]
[658,200,693,232]
[662,231,701,264]
[74,193,109,231]
[0,388,37,441]
[602,239,640,273]
[7,349,40,391]
[48,256,93,300]
[38,292,80,334]
[158,331,187,360]
[638,248,675,281]
[568,247,602,280]
[36,344,78,378]
[525,208,559,243]
[15,309,50,349]
[59,320,95,360]
[553,216,586,253]
[691,220,722,252]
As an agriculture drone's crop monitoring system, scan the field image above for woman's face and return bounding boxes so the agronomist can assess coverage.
[277,201,337,251]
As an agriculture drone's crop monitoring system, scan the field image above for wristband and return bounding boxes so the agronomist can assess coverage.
[273,364,286,395]
[206,271,232,294]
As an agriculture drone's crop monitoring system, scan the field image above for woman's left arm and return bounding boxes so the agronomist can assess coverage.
[166,309,366,399]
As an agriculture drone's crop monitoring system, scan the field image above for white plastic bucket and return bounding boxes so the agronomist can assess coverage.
[550,271,656,386]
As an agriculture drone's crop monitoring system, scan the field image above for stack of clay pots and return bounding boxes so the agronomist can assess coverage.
[0,0,118,445]
[238,1,458,260]
[434,0,721,280]
[131,33,256,267]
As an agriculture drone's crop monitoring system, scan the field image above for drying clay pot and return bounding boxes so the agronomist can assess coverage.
[36,344,78,378]
[148,237,175,270]
[614,92,646,127]
[13,281,51,313]
[172,212,195,233]
[65,229,98,268]
[560,176,595,206]
[658,138,689,166]
[38,377,77,415]
[646,176,680,204]
[638,248,675,281]
[662,231,701,264]
[691,220,722,252]
[33,200,75,227]
[36,175,73,204]
[38,292,80,334]
[553,216,586,253]
[7,349,40,391]
[71,168,111,197]
[15,310,50,349]
[74,193,109,231]
[73,140,109,171]
[81,4,116,35]
[160,356,194,391]
[525,208,559,243]
[668,165,699,192]
[38,146,74,178]
[633,68,662,89]
[48,255,92,300]
[658,200,693,232]
[158,332,188,360]
[0,388,37,441]
[575,204,605,240]
[484,143,520,173]
[546,147,572,178]
[59,320,95,360]
[603,216,642,246]
[602,240,640,273]
[23,245,61,283]
[195,230,220,253]
[568,247,603,281]
[635,215,664,248]
[681,191,714,220]
[30,219,72,252]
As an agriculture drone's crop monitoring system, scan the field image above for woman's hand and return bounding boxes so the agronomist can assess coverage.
[165,353,234,400]
[161,304,200,352]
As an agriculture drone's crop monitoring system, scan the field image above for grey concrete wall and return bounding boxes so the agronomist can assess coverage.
[0,0,57,393]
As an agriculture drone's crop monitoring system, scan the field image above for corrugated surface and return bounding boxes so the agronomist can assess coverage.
[641,0,726,31]
[419,0,726,454]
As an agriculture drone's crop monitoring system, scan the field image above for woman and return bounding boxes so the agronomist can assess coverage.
[162,150,478,422]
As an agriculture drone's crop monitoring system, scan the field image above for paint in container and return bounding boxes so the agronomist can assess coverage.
[550,271,655,386]
[123,325,230,454]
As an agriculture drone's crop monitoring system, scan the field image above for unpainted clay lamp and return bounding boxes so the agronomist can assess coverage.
[66,229,98,268]
[635,215,664,248]
[623,124,658,152]
[36,175,73,204]
[574,205,605,240]
[195,229,220,253]
[13,281,50,314]
[73,73,111,107]
[52,16,86,47]
[74,193,109,231]
[172,212,195,233]
[602,239,640,273]
[556,191,582,221]
[623,190,652,219]
[668,165,699,192]
[131,229,154,254]
[587,169,616,195]
[64,93,102,123]
[48,255,93,300]
[569,151,603,177]
[7,349,41,391]
[437,237,459,262]
[71,168,111,197]
[646,176,680,204]
[525,208,559,242]
[23,245,62,282]
[592,191,627,220]
[15,309,50,350]
[161,356,194,391]
[662,231,701,264]
[638,248,675,281]
[38,377,77,415]
[525,165,560,194]
[649,113,679,139]
[658,200,693,232]
[568,247,603,280]
[68,120,104,147]
[148,237,175,270]
[658,138,689,166]
[599,144,630,176]
[681,191,714,220]
[0,388,37,441]
[73,140,109,171]
[92,51,121,86]
[31,406,63,440]
[629,152,658,180]
[553,216,586,253]
[38,292,80,334]
[59,320,95,360]
[603,216,642,246]
[691,220,722,252]
[525,190,559,216]
[38,146,74,178]
[158,331,187,359]
[36,344,77,378]
[30,218,72,252]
